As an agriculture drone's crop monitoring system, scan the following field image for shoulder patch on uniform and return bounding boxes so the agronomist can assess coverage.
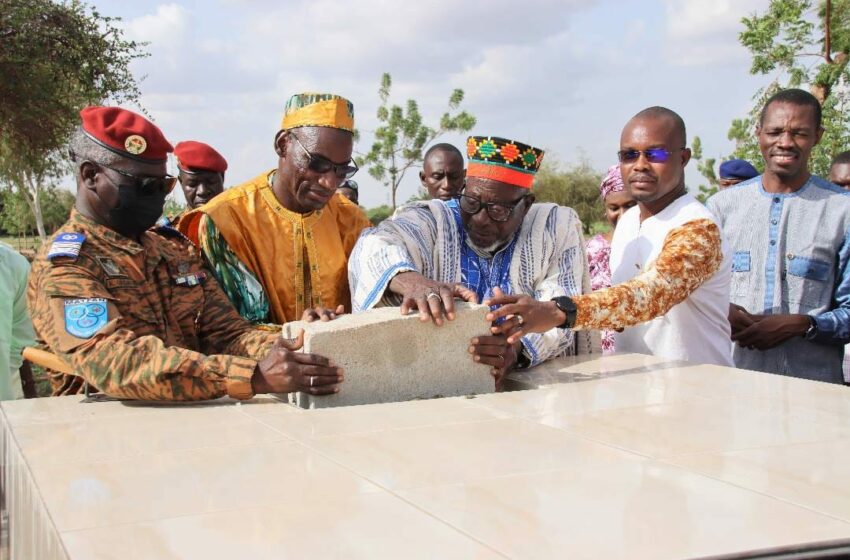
[64,298,108,338]
[48,232,86,260]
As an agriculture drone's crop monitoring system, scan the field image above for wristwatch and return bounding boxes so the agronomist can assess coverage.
[804,316,818,340]
[551,296,578,329]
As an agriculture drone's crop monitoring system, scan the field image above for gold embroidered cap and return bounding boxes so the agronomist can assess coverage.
[280,92,354,132]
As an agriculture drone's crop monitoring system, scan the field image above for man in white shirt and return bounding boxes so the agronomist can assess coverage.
[487,106,733,367]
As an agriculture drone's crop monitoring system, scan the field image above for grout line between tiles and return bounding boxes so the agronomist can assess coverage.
[246,407,514,559]
[652,456,850,527]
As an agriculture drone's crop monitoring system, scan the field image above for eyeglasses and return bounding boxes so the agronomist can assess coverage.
[290,134,358,179]
[459,194,529,222]
[97,163,177,195]
[69,149,177,195]
[617,147,686,164]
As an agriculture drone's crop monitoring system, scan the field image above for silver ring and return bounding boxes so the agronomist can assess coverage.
[310,376,315,387]
[516,314,524,326]
[426,291,442,302]
[498,354,504,364]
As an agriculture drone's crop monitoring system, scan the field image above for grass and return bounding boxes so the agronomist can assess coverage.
[0,235,41,252]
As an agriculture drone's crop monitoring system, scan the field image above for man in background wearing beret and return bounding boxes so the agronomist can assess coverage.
[175,140,228,207]
[27,106,343,401]
[718,159,760,189]
[179,93,372,325]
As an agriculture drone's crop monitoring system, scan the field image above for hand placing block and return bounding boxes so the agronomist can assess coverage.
[283,303,494,409]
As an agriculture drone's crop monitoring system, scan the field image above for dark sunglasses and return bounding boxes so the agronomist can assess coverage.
[617,147,686,164]
[69,150,177,195]
[459,193,529,223]
[97,162,177,195]
[290,134,358,179]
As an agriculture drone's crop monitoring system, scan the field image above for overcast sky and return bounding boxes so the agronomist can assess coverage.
[92,0,772,208]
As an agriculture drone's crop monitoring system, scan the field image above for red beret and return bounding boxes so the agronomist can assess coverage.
[174,141,228,173]
[79,106,173,163]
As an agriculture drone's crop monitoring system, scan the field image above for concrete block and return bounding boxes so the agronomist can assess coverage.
[283,303,494,409]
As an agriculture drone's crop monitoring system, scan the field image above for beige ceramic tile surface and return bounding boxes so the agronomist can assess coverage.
[540,394,850,458]
[0,394,279,427]
[32,440,382,532]
[470,374,705,419]
[5,356,850,559]
[9,406,290,469]
[60,493,506,560]
[399,461,850,560]
[666,439,850,523]
[302,417,647,490]
[242,395,511,440]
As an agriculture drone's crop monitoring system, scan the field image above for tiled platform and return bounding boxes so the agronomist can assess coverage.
[3,353,850,559]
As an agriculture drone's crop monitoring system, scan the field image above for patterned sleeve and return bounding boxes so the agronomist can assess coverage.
[197,214,270,323]
[571,219,723,331]
[29,262,259,401]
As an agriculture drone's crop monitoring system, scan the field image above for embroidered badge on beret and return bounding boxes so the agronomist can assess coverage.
[64,298,108,339]
[48,232,86,260]
[124,134,147,155]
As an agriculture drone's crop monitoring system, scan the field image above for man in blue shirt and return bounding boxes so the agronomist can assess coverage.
[707,89,850,383]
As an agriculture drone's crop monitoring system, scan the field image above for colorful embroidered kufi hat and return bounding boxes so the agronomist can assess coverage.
[466,136,544,189]
[281,92,354,132]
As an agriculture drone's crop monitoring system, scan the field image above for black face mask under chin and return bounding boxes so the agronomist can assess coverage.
[106,185,166,238]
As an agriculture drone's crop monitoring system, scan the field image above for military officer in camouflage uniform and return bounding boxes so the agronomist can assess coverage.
[28,106,344,401]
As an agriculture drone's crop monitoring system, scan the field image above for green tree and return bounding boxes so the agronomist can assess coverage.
[533,158,604,236]
[360,73,476,210]
[0,184,72,236]
[366,204,393,226]
[0,0,147,239]
[691,136,722,203]
[729,0,850,177]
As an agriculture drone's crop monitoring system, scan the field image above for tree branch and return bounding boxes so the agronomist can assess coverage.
[825,0,833,64]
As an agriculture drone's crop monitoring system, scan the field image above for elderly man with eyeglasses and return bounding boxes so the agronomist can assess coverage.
[349,135,593,387]
[27,106,344,400]
[179,93,371,324]
[485,108,734,368]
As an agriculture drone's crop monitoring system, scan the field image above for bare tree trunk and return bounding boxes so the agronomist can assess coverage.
[18,171,46,240]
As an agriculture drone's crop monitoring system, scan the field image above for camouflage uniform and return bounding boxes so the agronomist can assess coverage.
[27,210,279,400]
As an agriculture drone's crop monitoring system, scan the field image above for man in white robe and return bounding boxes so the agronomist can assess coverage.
[349,135,594,386]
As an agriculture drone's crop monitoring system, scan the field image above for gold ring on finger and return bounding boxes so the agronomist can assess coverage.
[516,314,524,326]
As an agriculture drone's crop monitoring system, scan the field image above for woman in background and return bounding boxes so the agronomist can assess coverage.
[585,165,636,353]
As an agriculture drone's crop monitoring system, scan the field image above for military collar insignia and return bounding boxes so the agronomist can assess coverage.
[95,256,125,277]
[48,232,86,260]
[175,271,206,286]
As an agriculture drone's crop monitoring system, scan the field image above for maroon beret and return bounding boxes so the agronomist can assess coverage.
[79,106,173,163]
[174,141,228,173]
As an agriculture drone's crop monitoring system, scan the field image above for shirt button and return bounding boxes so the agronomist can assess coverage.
[773,197,780,203]
[787,253,795,259]
[771,219,778,225]
[770,240,776,245]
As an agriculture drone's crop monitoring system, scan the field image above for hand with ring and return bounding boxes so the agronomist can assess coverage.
[484,287,568,344]
[251,331,344,396]
[468,333,520,391]
[388,271,478,326]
